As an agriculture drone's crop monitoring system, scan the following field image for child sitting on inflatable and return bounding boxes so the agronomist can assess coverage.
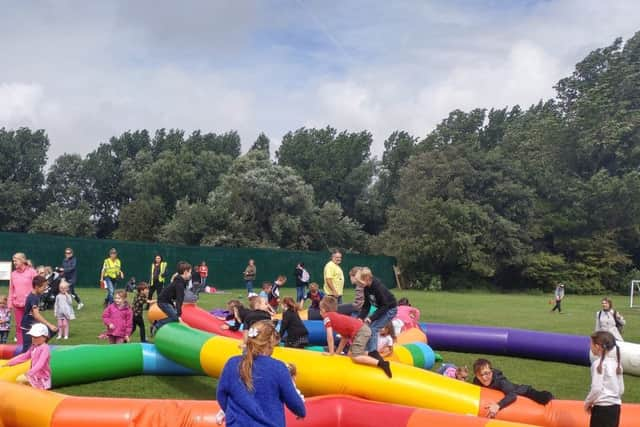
[472,358,553,418]
[3,323,51,389]
[394,297,420,332]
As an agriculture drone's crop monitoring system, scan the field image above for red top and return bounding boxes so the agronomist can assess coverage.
[198,266,208,278]
[323,312,364,338]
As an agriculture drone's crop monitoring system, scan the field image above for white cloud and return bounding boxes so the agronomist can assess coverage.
[0,1,639,163]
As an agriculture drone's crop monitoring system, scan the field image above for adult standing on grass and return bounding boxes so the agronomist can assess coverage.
[323,250,344,304]
[62,248,83,310]
[595,298,625,342]
[100,248,124,307]
[9,253,38,345]
[243,259,256,296]
[149,254,168,301]
[550,283,564,314]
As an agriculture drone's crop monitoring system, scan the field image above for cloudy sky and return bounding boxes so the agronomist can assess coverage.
[1,1,639,162]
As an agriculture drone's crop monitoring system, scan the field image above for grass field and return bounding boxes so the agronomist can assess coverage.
[20,287,640,403]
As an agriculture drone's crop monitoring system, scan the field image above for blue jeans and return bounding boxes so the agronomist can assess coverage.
[245,280,254,294]
[366,307,398,353]
[155,303,179,329]
[104,277,117,304]
[296,285,307,303]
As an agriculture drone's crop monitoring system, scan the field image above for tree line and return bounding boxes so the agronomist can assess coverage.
[2,32,640,294]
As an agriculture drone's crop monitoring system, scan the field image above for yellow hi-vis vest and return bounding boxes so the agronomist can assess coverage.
[103,258,121,279]
[150,262,167,284]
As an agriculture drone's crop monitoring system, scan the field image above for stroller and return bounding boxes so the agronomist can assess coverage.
[39,268,63,311]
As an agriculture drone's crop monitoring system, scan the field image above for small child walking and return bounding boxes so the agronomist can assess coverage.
[54,280,75,339]
[132,282,154,343]
[585,331,624,427]
[0,295,11,344]
[102,290,133,344]
[4,323,51,389]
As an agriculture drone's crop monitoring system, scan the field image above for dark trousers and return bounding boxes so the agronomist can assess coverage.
[149,282,163,300]
[0,330,8,344]
[132,314,146,342]
[20,329,32,354]
[590,404,620,427]
[69,282,82,303]
[551,299,562,312]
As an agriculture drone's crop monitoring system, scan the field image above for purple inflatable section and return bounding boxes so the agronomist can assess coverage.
[421,322,591,366]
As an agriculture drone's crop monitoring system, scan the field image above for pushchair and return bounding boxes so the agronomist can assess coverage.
[39,269,63,311]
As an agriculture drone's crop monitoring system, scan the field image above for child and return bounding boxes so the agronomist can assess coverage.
[197,261,208,287]
[54,280,75,339]
[20,276,58,352]
[585,331,624,427]
[132,282,154,342]
[269,275,286,312]
[395,297,421,332]
[377,321,396,358]
[286,362,305,402]
[0,295,11,344]
[258,282,276,316]
[304,282,325,319]
[220,299,248,332]
[320,296,392,378]
[472,358,553,418]
[294,263,310,305]
[154,261,190,333]
[439,363,469,381]
[102,290,133,344]
[216,320,306,426]
[280,297,309,348]
[4,323,51,389]
[242,296,273,345]
[355,268,398,356]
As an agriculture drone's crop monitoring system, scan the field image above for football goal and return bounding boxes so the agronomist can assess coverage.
[630,280,640,308]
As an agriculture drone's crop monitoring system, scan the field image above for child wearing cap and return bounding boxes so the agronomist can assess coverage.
[3,322,51,389]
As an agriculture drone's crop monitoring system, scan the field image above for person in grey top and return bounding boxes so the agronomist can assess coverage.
[550,283,565,313]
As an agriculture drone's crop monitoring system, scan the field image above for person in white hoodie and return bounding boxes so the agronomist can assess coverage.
[585,330,624,427]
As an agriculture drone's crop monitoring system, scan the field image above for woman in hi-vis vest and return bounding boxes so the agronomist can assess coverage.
[100,248,124,307]
[150,254,168,300]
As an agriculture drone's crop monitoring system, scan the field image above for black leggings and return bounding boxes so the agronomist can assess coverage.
[590,404,620,427]
[132,315,146,342]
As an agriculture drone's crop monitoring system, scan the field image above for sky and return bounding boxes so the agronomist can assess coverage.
[1,0,640,162]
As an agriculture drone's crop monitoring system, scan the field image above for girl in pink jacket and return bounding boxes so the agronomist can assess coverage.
[9,253,38,344]
[5,323,51,389]
[102,290,133,344]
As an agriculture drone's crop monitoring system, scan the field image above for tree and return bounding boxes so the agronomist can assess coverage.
[250,132,271,156]
[0,127,49,231]
[112,197,167,242]
[29,202,95,237]
[46,154,91,209]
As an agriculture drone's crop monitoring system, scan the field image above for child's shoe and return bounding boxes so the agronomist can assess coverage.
[64,336,69,340]
[77,302,84,310]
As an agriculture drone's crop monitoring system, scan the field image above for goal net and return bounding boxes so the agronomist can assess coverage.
[630,280,640,308]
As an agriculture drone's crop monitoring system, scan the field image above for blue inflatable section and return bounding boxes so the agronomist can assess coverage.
[141,343,196,375]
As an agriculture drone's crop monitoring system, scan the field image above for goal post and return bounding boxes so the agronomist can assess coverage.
[630,280,640,308]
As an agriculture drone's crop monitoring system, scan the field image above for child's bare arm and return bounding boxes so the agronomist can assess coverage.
[335,337,347,355]
[324,327,335,354]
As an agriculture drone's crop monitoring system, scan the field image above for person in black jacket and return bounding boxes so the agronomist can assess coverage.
[472,358,553,418]
[280,297,309,348]
[153,261,190,333]
[62,248,83,309]
[356,267,397,357]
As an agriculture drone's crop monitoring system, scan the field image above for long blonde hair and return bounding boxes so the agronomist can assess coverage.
[239,320,279,391]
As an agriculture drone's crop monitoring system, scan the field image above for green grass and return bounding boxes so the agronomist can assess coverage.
[27,287,640,402]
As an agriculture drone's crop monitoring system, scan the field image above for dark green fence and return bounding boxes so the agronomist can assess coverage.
[0,232,397,290]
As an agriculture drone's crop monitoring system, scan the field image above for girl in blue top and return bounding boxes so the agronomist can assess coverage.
[216,320,306,426]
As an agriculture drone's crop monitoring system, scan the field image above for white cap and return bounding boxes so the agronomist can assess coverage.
[27,323,49,337]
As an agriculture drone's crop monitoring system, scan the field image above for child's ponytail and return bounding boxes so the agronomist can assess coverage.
[239,320,279,392]
[615,345,622,375]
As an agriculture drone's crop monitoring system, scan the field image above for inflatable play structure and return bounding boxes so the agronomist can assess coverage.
[1,321,640,427]
[421,322,640,376]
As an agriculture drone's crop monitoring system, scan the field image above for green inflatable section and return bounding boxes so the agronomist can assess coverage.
[50,344,143,387]
[155,323,210,373]
[404,343,425,369]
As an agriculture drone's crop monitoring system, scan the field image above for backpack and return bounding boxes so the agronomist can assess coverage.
[598,310,624,335]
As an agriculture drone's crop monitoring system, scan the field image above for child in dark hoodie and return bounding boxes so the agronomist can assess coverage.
[472,358,553,418]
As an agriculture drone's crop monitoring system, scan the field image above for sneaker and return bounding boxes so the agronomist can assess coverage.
[56,335,62,340]
[77,302,84,310]
[63,336,68,340]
